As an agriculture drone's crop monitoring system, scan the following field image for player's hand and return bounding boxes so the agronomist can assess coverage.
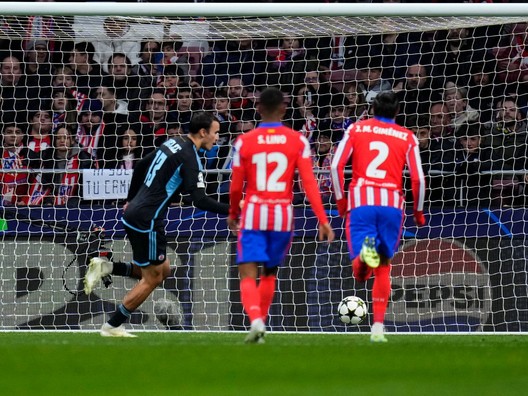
[413,210,426,227]
[318,222,335,243]
[336,198,348,218]
[227,217,240,236]
[123,202,129,212]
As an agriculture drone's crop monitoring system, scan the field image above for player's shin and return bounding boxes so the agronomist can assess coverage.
[372,264,391,323]
[240,277,262,323]
[258,274,276,321]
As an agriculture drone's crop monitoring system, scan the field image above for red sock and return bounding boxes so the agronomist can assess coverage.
[258,274,276,321]
[352,257,373,282]
[240,277,262,323]
[372,265,391,323]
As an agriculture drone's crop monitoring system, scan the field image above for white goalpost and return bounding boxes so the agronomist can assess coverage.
[0,2,527,333]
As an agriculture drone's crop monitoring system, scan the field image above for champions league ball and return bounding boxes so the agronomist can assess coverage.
[338,296,368,325]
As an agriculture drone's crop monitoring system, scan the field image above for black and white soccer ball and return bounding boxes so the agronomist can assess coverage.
[153,298,182,328]
[337,296,368,325]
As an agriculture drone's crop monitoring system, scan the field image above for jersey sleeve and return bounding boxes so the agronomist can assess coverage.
[180,147,206,194]
[330,131,354,201]
[228,138,245,219]
[126,150,155,202]
[406,133,426,212]
[297,136,329,225]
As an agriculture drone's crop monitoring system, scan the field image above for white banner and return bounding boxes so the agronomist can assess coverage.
[82,169,133,200]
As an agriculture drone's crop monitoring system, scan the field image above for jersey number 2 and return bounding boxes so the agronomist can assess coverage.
[366,141,388,179]
[252,152,287,192]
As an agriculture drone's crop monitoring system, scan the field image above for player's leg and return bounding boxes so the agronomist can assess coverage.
[84,225,143,294]
[259,231,292,323]
[237,229,268,343]
[369,207,404,343]
[101,227,170,337]
[348,207,377,281]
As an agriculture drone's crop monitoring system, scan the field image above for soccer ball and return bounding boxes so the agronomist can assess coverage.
[338,296,368,325]
[153,298,182,328]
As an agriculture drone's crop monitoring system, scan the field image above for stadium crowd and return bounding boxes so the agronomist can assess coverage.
[0,12,527,208]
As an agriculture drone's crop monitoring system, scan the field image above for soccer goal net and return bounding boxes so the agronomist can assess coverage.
[0,3,527,333]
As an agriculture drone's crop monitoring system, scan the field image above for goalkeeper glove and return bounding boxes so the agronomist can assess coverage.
[414,211,426,227]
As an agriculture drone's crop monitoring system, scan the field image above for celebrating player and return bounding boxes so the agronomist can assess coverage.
[84,111,229,337]
[228,87,335,343]
[330,91,426,343]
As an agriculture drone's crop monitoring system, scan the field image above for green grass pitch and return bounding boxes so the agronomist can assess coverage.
[1,332,527,396]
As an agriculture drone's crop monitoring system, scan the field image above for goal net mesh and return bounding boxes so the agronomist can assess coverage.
[0,11,527,332]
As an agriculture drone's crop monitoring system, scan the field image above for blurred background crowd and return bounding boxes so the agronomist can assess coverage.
[1,0,527,208]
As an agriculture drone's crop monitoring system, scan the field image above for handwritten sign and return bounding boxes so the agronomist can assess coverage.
[82,169,133,200]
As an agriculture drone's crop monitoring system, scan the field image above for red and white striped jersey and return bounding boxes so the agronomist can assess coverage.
[229,122,328,232]
[331,117,426,211]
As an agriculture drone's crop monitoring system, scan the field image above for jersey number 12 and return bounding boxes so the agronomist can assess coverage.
[252,152,287,192]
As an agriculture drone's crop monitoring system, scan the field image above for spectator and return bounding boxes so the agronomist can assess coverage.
[454,122,499,208]
[169,85,194,132]
[319,93,352,143]
[108,125,142,170]
[139,89,169,151]
[431,27,488,89]
[227,75,255,120]
[136,39,160,89]
[199,38,265,90]
[0,123,35,206]
[37,124,94,206]
[52,65,88,113]
[157,63,183,109]
[0,54,33,124]
[157,36,189,80]
[429,101,454,139]
[290,83,318,141]
[27,109,54,157]
[213,87,238,138]
[342,81,368,123]
[407,115,456,207]
[394,63,436,126]
[356,56,392,105]
[346,32,425,84]
[264,37,305,87]
[301,63,336,118]
[106,52,144,114]
[444,82,481,134]
[467,60,498,124]
[490,22,528,87]
[23,38,53,102]
[76,98,106,166]
[68,41,102,97]
[311,128,336,206]
[51,86,78,132]
[488,96,528,168]
[85,17,143,73]
[206,118,255,203]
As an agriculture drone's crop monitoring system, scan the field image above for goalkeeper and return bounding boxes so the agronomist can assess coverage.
[84,111,228,337]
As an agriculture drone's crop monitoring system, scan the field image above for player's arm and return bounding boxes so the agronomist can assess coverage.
[330,132,354,217]
[297,138,334,242]
[181,149,229,215]
[406,134,427,227]
[228,139,244,221]
[126,150,155,202]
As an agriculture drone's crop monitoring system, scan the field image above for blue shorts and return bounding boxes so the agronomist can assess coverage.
[237,229,293,268]
[346,206,403,260]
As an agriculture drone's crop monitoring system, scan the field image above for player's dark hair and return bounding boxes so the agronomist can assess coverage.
[259,87,284,114]
[189,111,218,134]
[372,91,400,119]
